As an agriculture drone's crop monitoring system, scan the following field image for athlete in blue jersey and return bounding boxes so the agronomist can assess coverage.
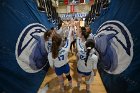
[76,25,98,93]
[47,26,74,92]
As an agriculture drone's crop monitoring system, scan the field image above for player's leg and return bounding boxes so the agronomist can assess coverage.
[85,75,91,93]
[55,67,65,92]
[66,73,72,88]
[58,75,65,92]
[77,69,83,90]
[64,64,72,88]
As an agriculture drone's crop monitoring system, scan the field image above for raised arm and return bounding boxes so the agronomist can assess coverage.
[63,26,74,51]
[75,21,81,38]
[76,37,84,52]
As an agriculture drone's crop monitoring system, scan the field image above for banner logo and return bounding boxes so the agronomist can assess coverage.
[15,23,47,73]
[95,20,133,74]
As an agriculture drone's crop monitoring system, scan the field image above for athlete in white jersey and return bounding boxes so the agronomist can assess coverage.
[77,38,98,72]
[48,26,74,92]
[76,37,98,92]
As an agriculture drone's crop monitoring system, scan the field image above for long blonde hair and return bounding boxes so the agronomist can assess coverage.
[51,33,62,59]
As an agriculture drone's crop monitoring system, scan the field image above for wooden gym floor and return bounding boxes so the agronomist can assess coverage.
[39,53,107,93]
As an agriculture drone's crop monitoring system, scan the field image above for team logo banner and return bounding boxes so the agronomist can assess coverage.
[95,20,133,74]
[15,23,48,73]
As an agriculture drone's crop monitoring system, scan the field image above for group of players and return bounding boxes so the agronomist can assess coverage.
[43,19,98,93]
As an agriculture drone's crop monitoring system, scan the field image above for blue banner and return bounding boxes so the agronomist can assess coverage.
[0,0,54,93]
[90,0,140,93]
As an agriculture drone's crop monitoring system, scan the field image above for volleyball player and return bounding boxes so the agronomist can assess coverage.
[47,26,74,92]
[76,26,98,93]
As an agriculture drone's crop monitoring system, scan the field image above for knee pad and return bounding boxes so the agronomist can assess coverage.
[66,74,72,81]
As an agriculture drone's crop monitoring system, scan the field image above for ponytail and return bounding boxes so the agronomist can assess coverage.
[85,39,95,66]
[51,34,62,59]
[85,47,91,66]
[52,41,59,59]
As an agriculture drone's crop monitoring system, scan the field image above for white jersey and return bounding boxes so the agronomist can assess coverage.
[76,37,98,73]
[48,27,73,68]
[87,33,95,40]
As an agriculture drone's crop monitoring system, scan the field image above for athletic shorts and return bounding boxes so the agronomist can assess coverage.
[55,63,70,76]
[77,68,91,76]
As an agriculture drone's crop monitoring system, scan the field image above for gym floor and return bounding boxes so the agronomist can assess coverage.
[39,53,106,93]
